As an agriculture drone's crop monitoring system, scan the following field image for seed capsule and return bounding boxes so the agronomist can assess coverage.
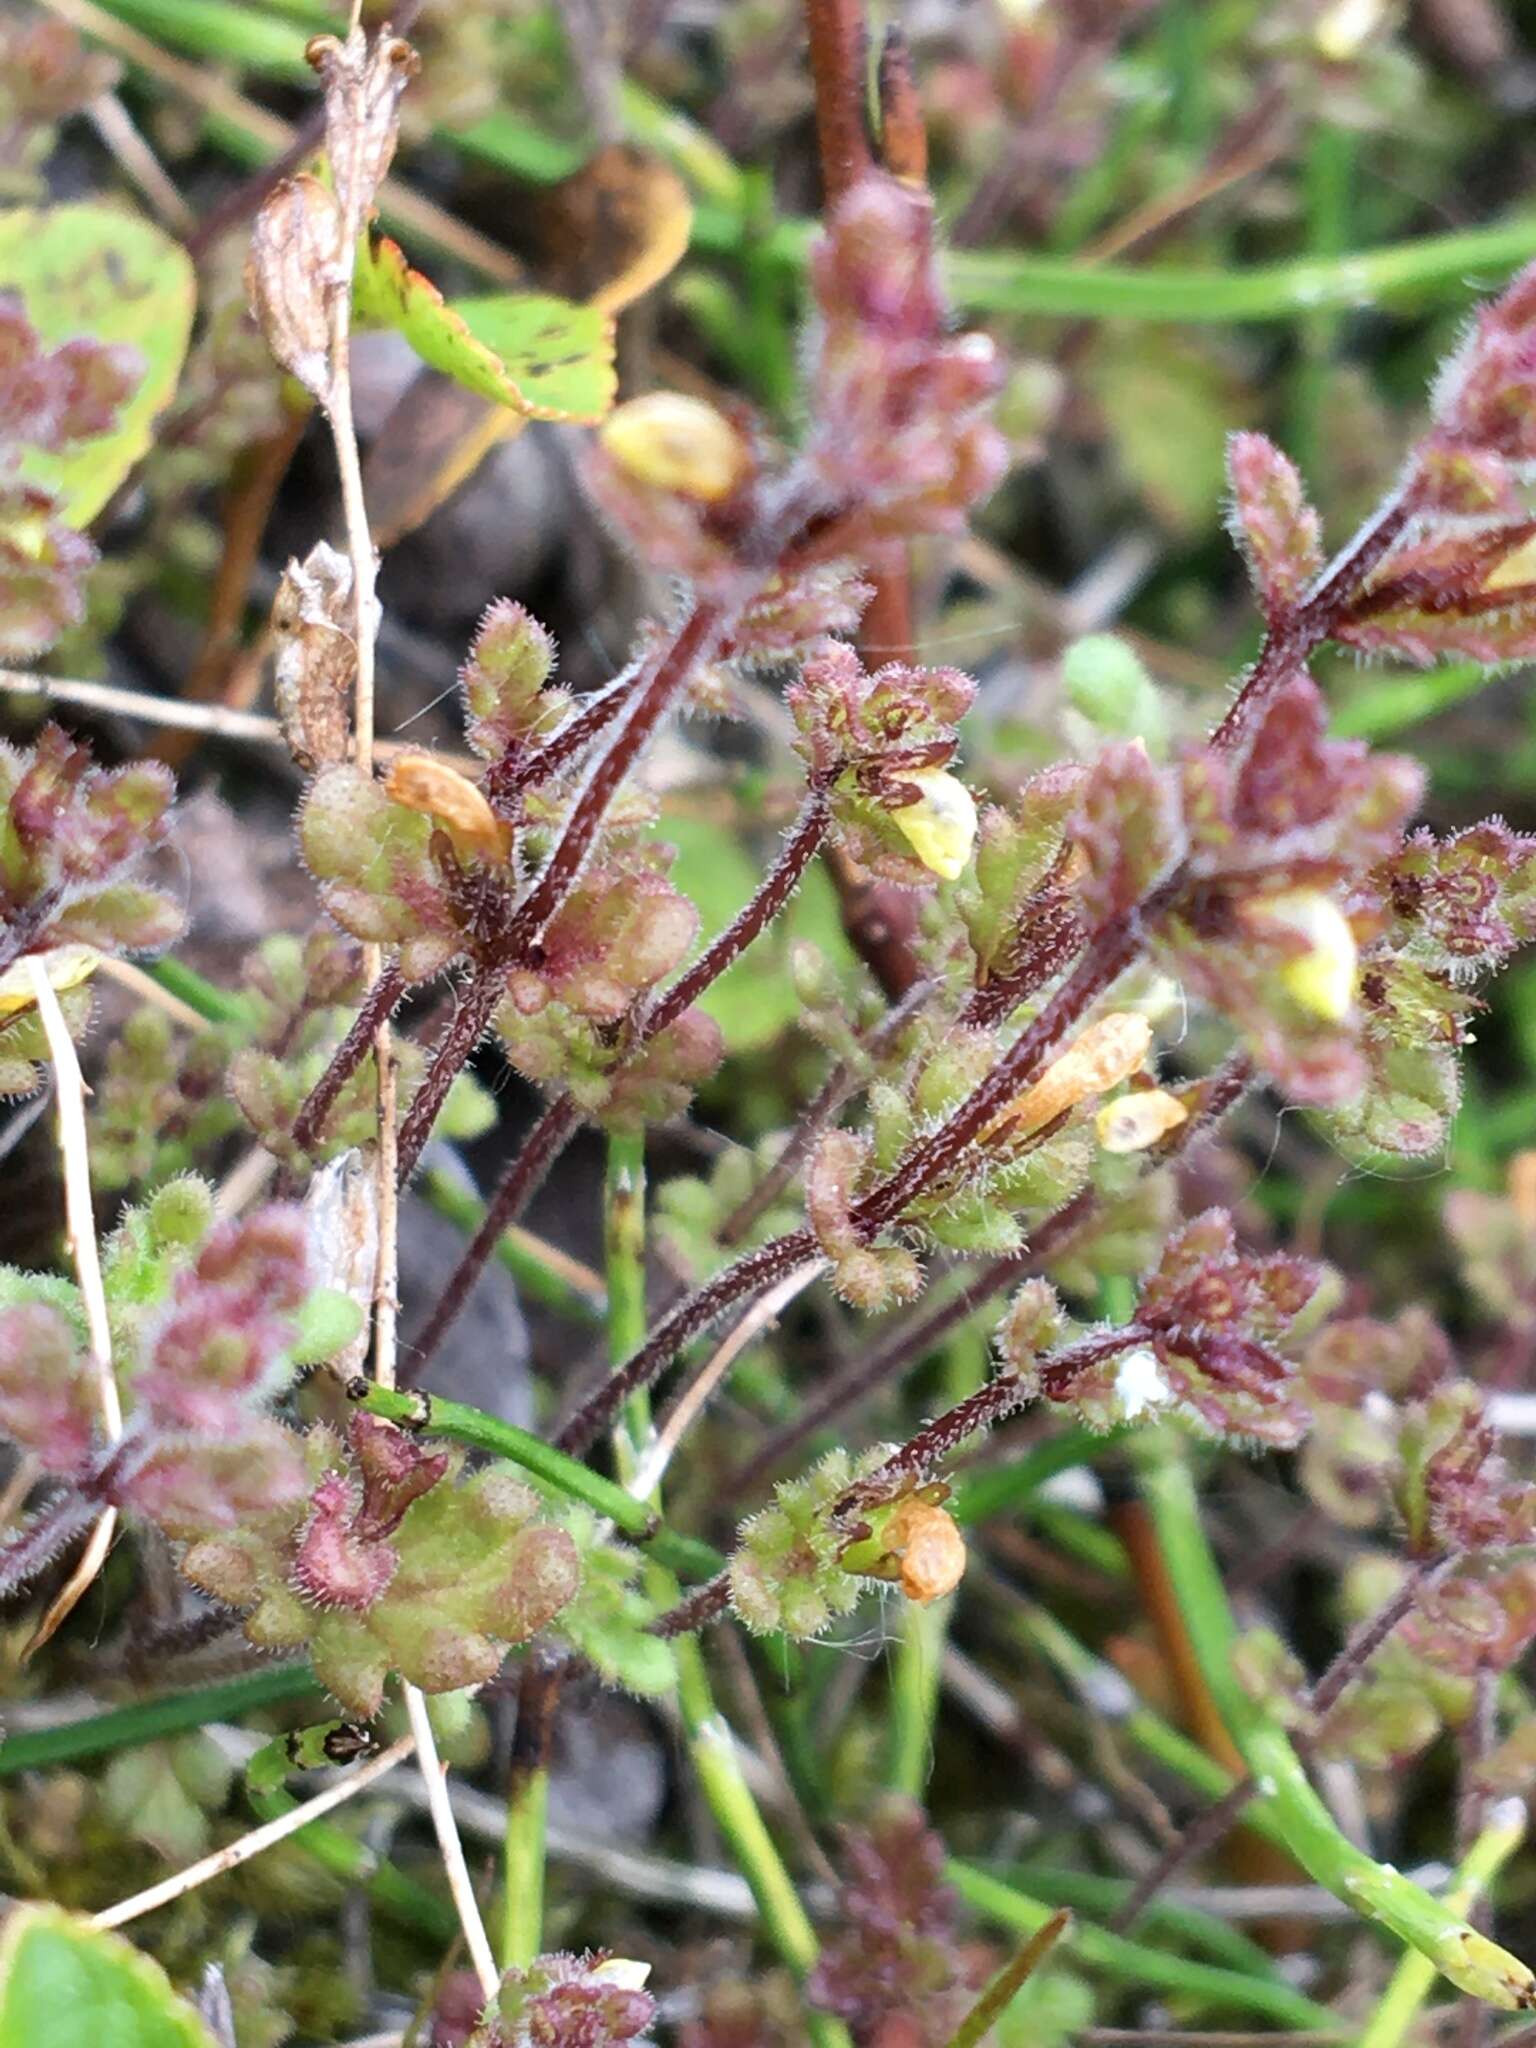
[883,1497,966,1604]
[384,753,511,864]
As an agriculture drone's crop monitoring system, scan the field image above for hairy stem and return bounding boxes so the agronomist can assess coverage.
[1211,485,1415,748]
[403,1092,581,1382]
[291,959,405,1156]
[554,1229,824,1456]
[392,968,506,1185]
[505,601,729,955]
[644,788,830,1041]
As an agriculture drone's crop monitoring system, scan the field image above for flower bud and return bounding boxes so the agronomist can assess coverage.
[1095,1086,1189,1154]
[384,753,511,864]
[889,767,978,880]
[1261,888,1358,1022]
[598,391,749,503]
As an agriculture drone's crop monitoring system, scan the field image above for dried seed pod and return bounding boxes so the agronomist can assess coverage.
[384,753,511,864]
[272,542,359,772]
[306,27,419,233]
[245,173,344,401]
[889,767,978,881]
[987,1010,1154,1140]
[598,391,750,502]
[1095,1086,1189,1155]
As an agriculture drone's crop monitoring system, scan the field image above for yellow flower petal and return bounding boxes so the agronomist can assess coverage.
[889,768,977,881]
[0,944,101,1022]
[598,392,749,503]
[1262,889,1358,1023]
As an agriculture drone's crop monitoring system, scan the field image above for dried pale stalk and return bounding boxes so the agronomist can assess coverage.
[94,1737,415,1929]
[23,956,120,1656]
[405,1685,499,1996]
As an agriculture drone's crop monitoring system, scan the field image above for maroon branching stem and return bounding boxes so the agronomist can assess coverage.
[1310,1552,1447,1724]
[502,661,639,797]
[291,960,406,1156]
[734,1050,1254,1494]
[650,1570,732,1639]
[719,972,937,1249]
[806,0,875,207]
[407,790,835,1370]
[1211,484,1416,749]
[402,1091,581,1384]
[855,909,1148,1233]
[853,1326,1150,1496]
[504,602,729,955]
[555,1228,823,1455]
[1109,1773,1259,1934]
[561,913,1158,1466]
[728,1242,1045,1495]
[643,787,830,1042]
[392,969,506,1186]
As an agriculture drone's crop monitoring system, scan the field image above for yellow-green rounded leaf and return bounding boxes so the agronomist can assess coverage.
[0,205,196,527]
[452,295,615,423]
[352,230,615,423]
[0,1903,218,2048]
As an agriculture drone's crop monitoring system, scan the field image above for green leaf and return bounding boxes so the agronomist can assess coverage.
[289,1286,366,1366]
[352,230,615,424]
[0,205,196,526]
[0,1903,218,2048]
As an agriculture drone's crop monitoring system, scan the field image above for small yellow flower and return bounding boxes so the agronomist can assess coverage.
[590,1959,652,1991]
[1261,889,1358,1023]
[1314,0,1393,61]
[1484,532,1536,594]
[889,767,977,880]
[598,392,749,503]
[0,944,101,1022]
[1095,1087,1189,1154]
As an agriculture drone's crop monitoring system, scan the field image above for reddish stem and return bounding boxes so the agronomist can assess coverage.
[402,1091,581,1383]
[805,0,874,207]
[555,1228,822,1455]
[292,960,407,1157]
[855,909,1148,1233]
[650,1570,732,1638]
[504,663,638,797]
[1212,485,1415,748]
[876,24,927,186]
[644,789,829,1041]
[504,603,728,956]
[393,969,507,1185]
[854,1326,1150,1495]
